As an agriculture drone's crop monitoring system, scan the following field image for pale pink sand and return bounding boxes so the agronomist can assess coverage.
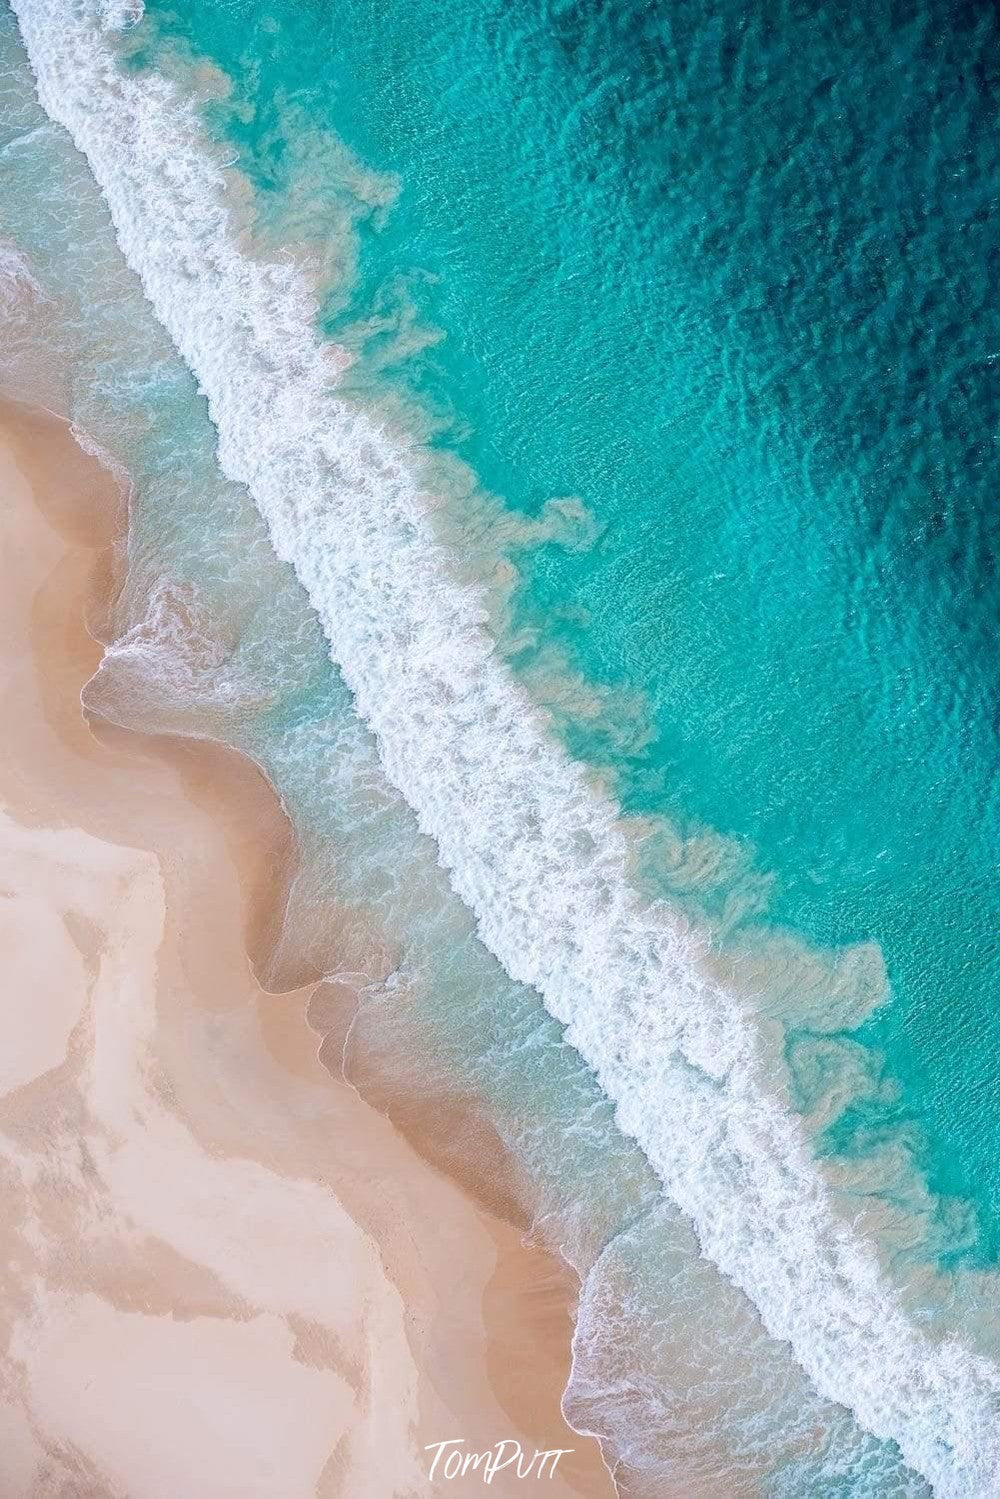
[0,401,613,1498]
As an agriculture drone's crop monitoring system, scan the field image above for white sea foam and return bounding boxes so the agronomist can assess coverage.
[11,4,1000,1491]
[0,237,44,305]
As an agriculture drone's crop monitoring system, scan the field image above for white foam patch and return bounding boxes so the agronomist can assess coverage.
[0,237,45,305]
[10,4,1000,1491]
[95,579,255,712]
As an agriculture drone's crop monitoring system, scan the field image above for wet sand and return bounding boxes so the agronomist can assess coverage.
[0,399,613,1498]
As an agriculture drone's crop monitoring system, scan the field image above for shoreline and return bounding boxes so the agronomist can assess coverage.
[0,397,613,1497]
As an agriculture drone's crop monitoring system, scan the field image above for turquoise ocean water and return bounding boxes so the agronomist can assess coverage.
[140,0,1000,1260]
[5,0,1000,1492]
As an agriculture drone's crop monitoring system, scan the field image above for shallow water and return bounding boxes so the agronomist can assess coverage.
[4,0,999,1490]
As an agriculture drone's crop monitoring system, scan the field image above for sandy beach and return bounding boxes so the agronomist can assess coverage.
[0,398,613,1499]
